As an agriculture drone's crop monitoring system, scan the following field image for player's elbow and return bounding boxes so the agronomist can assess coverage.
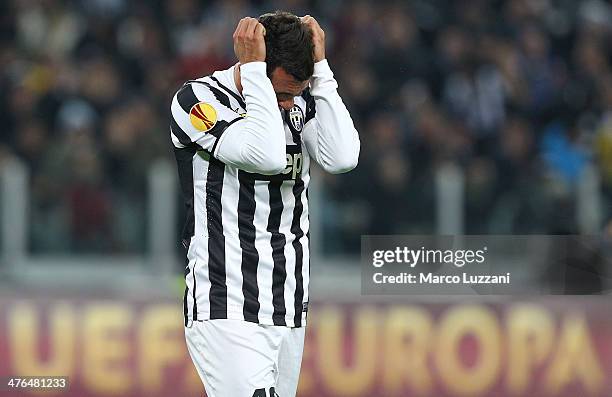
[242,144,287,175]
[323,143,360,174]
[325,155,359,174]
[258,155,287,175]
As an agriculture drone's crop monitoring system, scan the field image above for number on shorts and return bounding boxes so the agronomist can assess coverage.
[252,387,277,397]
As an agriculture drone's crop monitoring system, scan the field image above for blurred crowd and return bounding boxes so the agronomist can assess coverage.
[1,0,612,255]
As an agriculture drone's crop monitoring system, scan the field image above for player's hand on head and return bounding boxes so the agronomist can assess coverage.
[233,17,266,64]
[300,15,325,62]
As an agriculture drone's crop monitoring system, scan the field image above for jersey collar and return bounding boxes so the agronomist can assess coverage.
[212,64,245,101]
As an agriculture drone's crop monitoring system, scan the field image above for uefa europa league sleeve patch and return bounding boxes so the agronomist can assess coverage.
[189,102,218,132]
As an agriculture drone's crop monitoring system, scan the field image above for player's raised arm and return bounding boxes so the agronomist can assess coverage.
[214,18,286,174]
[300,15,360,174]
[170,18,287,175]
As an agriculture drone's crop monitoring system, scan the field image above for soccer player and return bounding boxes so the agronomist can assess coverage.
[170,11,360,397]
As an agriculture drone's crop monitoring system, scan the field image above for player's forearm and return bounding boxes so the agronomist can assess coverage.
[215,62,286,174]
[309,60,360,173]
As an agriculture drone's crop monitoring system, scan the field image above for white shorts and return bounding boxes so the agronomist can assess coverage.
[185,319,306,397]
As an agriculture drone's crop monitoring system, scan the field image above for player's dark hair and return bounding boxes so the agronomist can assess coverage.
[258,11,314,82]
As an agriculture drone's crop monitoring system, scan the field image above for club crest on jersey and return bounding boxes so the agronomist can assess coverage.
[189,102,217,132]
[287,105,304,133]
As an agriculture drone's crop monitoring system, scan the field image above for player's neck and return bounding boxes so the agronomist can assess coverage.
[234,63,243,94]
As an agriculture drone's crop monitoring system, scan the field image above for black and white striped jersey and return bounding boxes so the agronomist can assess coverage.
[171,60,360,328]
